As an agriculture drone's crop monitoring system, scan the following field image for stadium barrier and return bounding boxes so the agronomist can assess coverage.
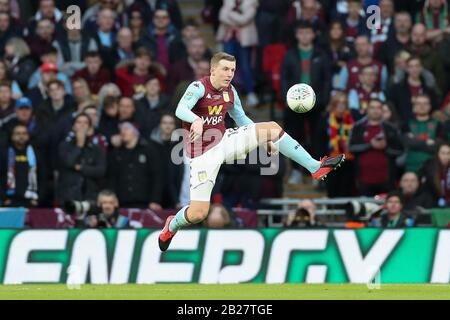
[0,228,448,284]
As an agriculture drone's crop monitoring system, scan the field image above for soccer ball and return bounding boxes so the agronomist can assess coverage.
[286,83,316,113]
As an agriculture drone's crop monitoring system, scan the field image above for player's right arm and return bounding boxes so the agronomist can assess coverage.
[175,81,205,142]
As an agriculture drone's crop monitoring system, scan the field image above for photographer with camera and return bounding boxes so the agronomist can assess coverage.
[86,190,128,228]
[370,191,416,228]
[283,199,323,228]
[64,189,128,228]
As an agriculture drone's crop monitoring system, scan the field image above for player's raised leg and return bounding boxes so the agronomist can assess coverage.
[254,121,345,180]
[158,200,210,251]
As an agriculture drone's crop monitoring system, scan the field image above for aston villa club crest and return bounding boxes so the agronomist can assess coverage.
[198,171,207,182]
[223,91,230,102]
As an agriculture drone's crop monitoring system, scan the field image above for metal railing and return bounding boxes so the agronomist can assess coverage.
[257,197,432,227]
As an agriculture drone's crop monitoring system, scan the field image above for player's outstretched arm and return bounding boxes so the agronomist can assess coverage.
[228,85,254,127]
[175,81,205,123]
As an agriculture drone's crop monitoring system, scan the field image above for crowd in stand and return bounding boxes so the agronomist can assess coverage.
[0,0,450,229]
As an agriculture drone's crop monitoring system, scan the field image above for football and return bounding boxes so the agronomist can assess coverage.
[286,83,316,113]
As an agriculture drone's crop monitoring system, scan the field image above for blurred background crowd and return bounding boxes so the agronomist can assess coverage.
[0,0,450,229]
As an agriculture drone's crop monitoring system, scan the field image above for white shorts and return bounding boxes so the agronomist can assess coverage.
[189,124,259,201]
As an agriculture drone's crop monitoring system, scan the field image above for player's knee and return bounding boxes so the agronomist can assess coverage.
[269,121,281,130]
[268,121,282,139]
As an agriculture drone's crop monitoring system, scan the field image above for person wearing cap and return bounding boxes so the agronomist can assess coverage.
[2,97,47,151]
[107,121,163,210]
[27,62,59,108]
[27,46,72,94]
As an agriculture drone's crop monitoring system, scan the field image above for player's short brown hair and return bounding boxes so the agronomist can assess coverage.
[210,52,236,67]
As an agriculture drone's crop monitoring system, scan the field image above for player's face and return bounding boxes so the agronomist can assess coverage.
[211,60,236,89]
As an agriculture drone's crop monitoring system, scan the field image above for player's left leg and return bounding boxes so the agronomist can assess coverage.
[254,121,345,180]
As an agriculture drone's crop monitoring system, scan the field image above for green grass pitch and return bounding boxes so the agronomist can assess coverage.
[0,284,449,300]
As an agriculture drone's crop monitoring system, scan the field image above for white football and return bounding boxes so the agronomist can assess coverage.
[286,83,316,113]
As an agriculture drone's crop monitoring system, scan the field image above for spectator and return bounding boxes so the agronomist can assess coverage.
[370,191,415,227]
[348,65,386,120]
[0,12,22,57]
[181,18,201,46]
[136,76,171,136]
[129,0,183,31]
[34,79,76,170]
[107,121,162,209]
[382,101,400,128]
[216,0,260,107]
[316,91,355,197]
[55,14,84,77]
[111,27,135,68]
[115,47,166,98]
[117,96,147,137]
[403,94,441,173]
[4,37,35,92]
[325,20,355,89]
[284,199,322,228]
[141,8,184,71]
[27,46,72,94]
[167,36,210,93]
[399,171,434,213]
[83,105,109,154]
[2,97,48,152]
[0,124,46,207]
[0,80,14,124]
[369,0,395,54]
[0,59,22,99]
[338,35,388,91]
[73,51,112,95]
[0,0,20,20]
[255,0,290,46]
[420,142,450,207]
[26,18,56,63]
[71,77,93,110]
[150,113,183,209]
[416,0,450,44]
[98,95,119,144]
[337,0,368,44]
[81,8,117,69]
[82,0,124,33]
[26,0,62,37]
[203,204,233,228]
[97,82,121,110]
[126,6,147,46]
[389,49,436,90]
[377,11,412,74]
[388,56,440,125]
[86,189,128,228]
[57,112,106,204]
[349,98,403,196]
[28,63,58,109]
[408,23,446,93]
[283,0,328,46]
[280,21,331,184]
